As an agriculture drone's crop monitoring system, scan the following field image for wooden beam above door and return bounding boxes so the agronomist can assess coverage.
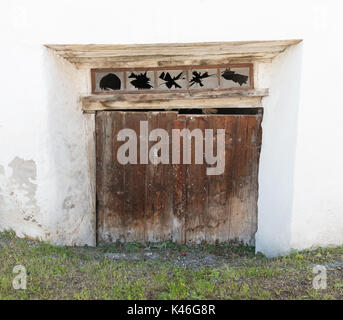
[81,88,268,111]
[46,40,301,68]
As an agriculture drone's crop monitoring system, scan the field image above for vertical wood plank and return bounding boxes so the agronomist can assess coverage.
[171,115,187,244]
[95,111,105,242]
[245,114,262,245]
[228,115,262,244]
[228,115,247,243]
[97,112,127,242]
[105,111,126,242]
[122,112,146,242]
[185,116,207,244]
[224,116,239,243]
[145,112,177,241]
[84,113,96,245]
[205,115,233,243]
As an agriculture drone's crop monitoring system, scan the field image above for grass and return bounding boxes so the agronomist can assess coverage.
[0,230,342,300]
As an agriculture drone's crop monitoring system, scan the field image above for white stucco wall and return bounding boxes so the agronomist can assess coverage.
[0,0,342,255]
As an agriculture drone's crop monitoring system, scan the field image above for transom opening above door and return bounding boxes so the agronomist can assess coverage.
[91,64,253,94]
[45,40,302,111]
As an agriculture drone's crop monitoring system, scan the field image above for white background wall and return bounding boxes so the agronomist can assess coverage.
[0,0,342,256]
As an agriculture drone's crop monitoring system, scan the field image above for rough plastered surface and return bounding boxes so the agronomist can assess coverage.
[1,0,343,256]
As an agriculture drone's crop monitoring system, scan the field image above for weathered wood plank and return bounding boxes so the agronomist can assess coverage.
[227,115,262,244]
[96,112,127,242]
[83,98,265,111]
[46,40,301,55]
[171,116,187,244]
[95,111,105,242]
[46,39,301,52]
[83,113,96,244]
[122,112,147,242]
[184,116,207,244]
[82,89,268,111]
[205,115,232,243]
[46,40,302,68]
[245,114,263,245]
[145,112,177,241]
[67,53,276,66]
[75,58,272,69]
[83,89,268,101]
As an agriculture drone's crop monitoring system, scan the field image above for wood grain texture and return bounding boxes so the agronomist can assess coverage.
[46,40,301,68]
[184,116,207,244]
[205,115,233,243]
[171,116,187,243]
[96,111,262,244]
[83,88,268,103]
[145,112,177,241]
[83,113,96,244]
[82,89,268,111]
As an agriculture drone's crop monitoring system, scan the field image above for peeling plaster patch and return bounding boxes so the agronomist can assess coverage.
[9,157,37,203]
[6,157,41,226]
[0,165,4,202]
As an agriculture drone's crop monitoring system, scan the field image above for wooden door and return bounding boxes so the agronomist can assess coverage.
[96,111,262,245]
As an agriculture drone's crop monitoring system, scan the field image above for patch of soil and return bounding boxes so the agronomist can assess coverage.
[102,244,254,269]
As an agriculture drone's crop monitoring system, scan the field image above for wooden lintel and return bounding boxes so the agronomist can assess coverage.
[81,88,268,111]
[46,40,302,68]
